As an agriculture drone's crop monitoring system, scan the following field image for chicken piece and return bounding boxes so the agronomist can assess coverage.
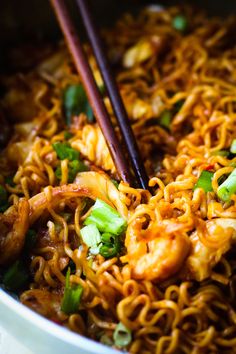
[123,36,165,68]
[0,199,29,265]
[124,220,190,281]
[29,171,128,224]
[71,124,115,174]
[185,218,236,281]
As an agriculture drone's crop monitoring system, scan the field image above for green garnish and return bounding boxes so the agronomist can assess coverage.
[80,225,121,258]
[53,142,79,161]
[113,322,132,348]
[99,236,120,259]
[211,150,230,157]
[84,199,127,235]
[99,84,106,96]
[3,260,29,291]
[172,14,188,32]
[55,159,88,183]
[217,168,236,202]
[80,224,101,247]
[193,170,214,193]
[230,139,236,154]
[159,110,172,129]
[111,179,119,189]
[24,229,37,253]
[0,185,9,212]
[63,84,93,125]
[64,131,73,140]
[61,268,83,315]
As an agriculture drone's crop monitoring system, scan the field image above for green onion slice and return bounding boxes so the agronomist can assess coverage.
[159,110,172,129]
[172,15,188,32]
[67,160,87,182]
[211,150,229,157]
[3,260,29,291]
[80,224,101,247]
[64,131,73,140]
[55,158,87,183]
[63,84,93,125]
[99,241,119,259]
[230,139,236,154]
[193,170,214,193]
[113,322,132,348]
[61,268,83,314]
[111,179,119,189]
[217,168,236,202]
[100,233,121,258]
[52,142,79,161]
[84,199,127,235]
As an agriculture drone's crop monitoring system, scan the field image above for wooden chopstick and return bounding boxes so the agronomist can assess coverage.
[50,0,133,184]
[50,0,149,189]
[75,0,149,190]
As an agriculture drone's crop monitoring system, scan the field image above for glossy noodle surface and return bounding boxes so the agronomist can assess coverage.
[1,6,236,354]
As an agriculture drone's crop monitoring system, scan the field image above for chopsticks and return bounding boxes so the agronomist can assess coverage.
[50,0,149,190]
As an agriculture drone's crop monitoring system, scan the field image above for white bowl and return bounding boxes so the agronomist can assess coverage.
[0,289,121,354]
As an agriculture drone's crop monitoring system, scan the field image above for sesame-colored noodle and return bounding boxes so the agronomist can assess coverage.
[1,5,236,353]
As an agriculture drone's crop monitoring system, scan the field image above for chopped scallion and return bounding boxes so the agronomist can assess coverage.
[101,233,114,243]
[84,199,127,235]
[159,110,172,129]
[53,142,79,161]
[211,150,229,157]
[3,260,29,291]
[80,224,101,247]
[89,245,101,255]
[64,131,73,140]
[68,160,87,182]
[61,268,83,314]
[230,139,236,154]
[63,84,93,125]
[99,241,119,259]
[100,233,121,258]
[111,179,119,189]
[172,15,188,32]
[99,84,106,96]
[193,170,214,193]
[113,322,132,348]
[55,159,87,183]
[217,168,236,202]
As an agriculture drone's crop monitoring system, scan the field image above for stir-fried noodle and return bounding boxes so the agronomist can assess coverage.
[1,5,236,353]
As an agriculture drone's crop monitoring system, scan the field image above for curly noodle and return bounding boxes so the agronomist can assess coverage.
[1,5,236,354]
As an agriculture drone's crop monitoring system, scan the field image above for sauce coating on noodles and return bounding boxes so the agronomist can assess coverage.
[1,5,236,353]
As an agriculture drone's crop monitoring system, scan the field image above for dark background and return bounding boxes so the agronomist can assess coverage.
[1,0,236,45]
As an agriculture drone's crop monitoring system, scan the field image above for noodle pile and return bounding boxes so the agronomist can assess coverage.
[1,5,236,353]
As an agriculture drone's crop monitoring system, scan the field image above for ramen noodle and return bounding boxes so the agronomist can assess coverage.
[1,5,236,354]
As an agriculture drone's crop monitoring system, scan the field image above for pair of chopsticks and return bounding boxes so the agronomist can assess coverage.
[50,0,149,190]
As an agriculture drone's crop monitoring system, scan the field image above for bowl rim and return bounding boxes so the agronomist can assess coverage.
[0,289,120,354]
